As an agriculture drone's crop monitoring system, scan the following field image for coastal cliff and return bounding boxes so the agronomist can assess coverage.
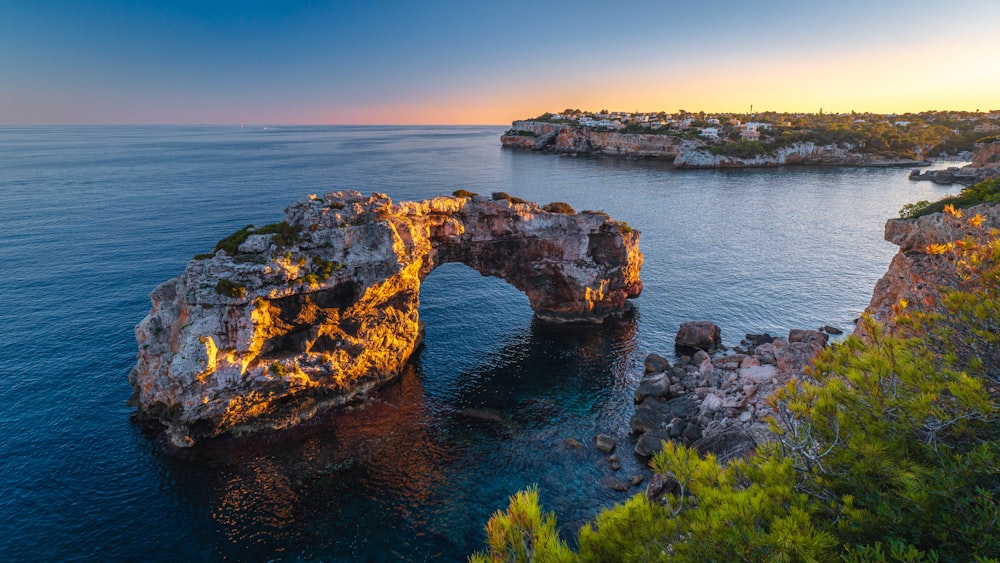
[672,141,916,168]
[502,120,681,158]
[860,202,1000,329]
[502,120,924,168]
[130,191,643,447]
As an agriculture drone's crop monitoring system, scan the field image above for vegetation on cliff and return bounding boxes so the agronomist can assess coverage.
[513,109,999,160]
[900,177,1000,218]
[472,202,1000,562]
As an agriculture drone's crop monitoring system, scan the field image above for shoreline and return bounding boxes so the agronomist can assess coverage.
[501,120,931,170]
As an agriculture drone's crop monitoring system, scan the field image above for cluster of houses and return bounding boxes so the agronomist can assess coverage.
[563,111,772,141]
[548,109,1000,142]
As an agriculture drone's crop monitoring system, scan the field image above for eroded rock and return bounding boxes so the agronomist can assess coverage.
[131,190,643,447]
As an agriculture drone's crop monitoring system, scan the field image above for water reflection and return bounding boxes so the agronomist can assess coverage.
[156,312,640,560]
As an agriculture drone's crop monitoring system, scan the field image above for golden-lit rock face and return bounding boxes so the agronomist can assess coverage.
[860,203,1000,333]
[130,191,643,447]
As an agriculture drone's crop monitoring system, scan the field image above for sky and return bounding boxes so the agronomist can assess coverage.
[1,0,999,125]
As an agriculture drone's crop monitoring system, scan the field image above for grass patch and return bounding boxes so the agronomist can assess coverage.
[193,253,214,260]
[328,201,346,210]
[899,177,1000,219]
[214,224,255,254]
[615,220,634,234]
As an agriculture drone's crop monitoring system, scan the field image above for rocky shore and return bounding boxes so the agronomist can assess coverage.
[909,139,1000,185]
[501,120,928,169]
[582,320,840,495]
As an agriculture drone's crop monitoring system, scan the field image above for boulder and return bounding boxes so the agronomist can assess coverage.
[635,429,672,458]
[788,329,829,347]
[676,321,722,351]
[630,395,699,435]
[643,353,671,374]
[739,364,777,384]
[601,475,629,492]
[634,372,670,403]
[691,430,757,464]
[595,434,617,453]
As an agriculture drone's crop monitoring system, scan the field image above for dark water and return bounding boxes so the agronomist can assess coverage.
[0,126,960,561]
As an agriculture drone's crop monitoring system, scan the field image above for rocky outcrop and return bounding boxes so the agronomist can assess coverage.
[673,141,925,169]
[629,327,830,463]
[131,191,643,447]
[860,203,1000,329]
[910,141,1000,185]
[972,139,1000,168]
[501,121,926,168]
[501,121,681,159]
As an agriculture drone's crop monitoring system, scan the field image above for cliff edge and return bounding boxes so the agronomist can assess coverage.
[130,191,643,447]
[860,202,1000,330]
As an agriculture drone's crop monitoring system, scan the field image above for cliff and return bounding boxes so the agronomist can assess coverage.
[673,141,919,169]
[502,121,681,159]
[860,203,1000,329]
[130,191,643,447]
[502,121,924,168]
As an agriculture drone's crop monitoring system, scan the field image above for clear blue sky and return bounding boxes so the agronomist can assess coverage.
[2,0,998,124]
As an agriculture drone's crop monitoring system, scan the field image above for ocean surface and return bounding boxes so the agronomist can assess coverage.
[0,125,961,561]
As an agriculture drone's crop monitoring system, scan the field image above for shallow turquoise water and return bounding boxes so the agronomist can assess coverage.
[0,125,959,560]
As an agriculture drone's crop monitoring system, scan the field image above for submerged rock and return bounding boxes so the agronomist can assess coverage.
[595,434,617,453]
[130,190,643,447]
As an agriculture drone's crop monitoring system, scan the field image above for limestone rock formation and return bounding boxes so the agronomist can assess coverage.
[501,121,925,168]
[860,203,1000,330]
[502,121,682,159]
[131,190,643,447]
[972,139,1000,169]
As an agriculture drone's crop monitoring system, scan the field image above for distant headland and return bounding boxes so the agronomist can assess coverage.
[502,109,1000,170]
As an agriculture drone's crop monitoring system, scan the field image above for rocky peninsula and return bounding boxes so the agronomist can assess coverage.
[130,191,643,447]
[502,119,930,169]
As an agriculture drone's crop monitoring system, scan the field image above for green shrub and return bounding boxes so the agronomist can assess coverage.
[899,177,1000,218]
[491,191,511,201]
[710,139,771,158]
[213,224,255,254]
[976,135,1000,144]
[328,201,346,210]
[255,221,302,247]
[453,189,478,198]
[215,279,246,299]
[543,202,575,214]
[268,362,287,376]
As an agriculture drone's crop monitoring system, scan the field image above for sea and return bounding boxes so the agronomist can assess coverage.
[0,125,962,561]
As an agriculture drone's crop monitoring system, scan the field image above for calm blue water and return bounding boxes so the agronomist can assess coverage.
[0,126,959,561]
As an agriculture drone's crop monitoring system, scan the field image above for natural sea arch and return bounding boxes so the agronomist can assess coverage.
[130,191,642,447]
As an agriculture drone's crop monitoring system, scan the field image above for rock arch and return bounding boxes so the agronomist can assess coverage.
[131,191,643,447]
